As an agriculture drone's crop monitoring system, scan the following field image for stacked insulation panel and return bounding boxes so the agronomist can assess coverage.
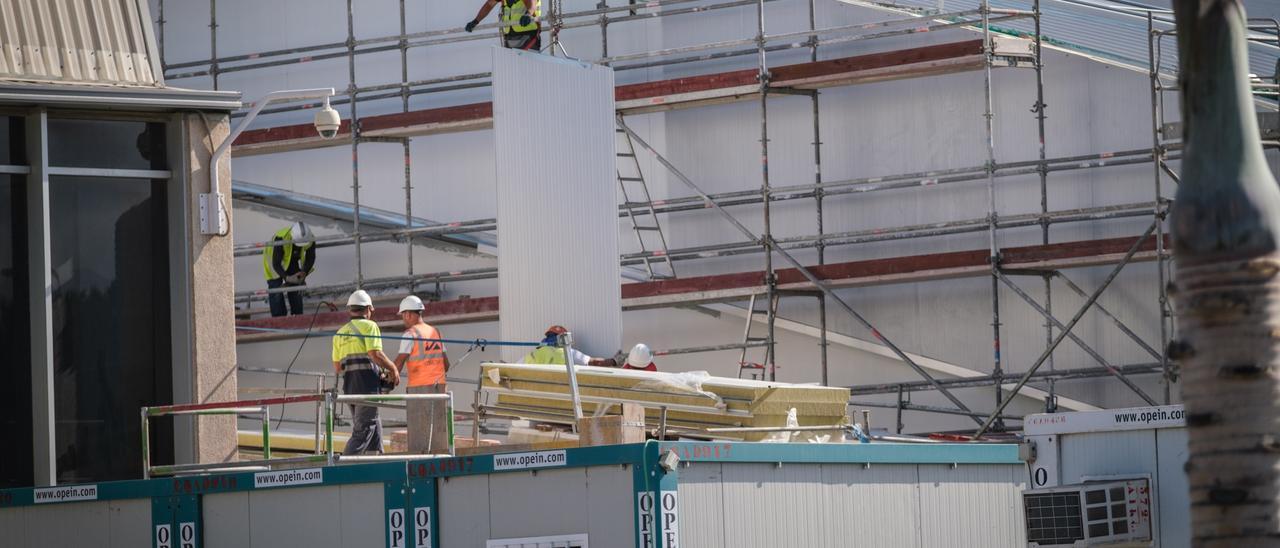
[477,362,850,440]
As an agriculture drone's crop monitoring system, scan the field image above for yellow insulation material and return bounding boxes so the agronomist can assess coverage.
[479,362,851,438]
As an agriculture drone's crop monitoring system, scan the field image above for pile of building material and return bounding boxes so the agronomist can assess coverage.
[476,362,850,440]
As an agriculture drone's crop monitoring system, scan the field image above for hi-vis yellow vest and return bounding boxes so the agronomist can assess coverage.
[262,226,314,281]
[501,0,540,34]
[523,345,565,365]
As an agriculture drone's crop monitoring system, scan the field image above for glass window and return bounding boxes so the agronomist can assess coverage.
[50,176,172,483]
[0,115,24,165]
[0,174,32,488]
[47,118,166,170]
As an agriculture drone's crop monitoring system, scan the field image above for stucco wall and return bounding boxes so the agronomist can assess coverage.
[186,114,239,464]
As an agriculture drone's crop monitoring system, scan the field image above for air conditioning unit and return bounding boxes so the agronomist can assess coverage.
[1024,478,1153,547]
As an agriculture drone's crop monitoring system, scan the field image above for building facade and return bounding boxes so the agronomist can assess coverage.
[0,0,241,487]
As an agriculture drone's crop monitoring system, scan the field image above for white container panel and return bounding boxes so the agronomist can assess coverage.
[1060,430,1158,484]
[440,474,493,547]
[917,464,1026,548]
[677,463,726,548]
[718,463,825,547]
[819,463,922,548]
[1154,428,1190,548]
[487,468,590,540]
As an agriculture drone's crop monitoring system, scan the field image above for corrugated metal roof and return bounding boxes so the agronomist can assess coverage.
[0,0,162,87]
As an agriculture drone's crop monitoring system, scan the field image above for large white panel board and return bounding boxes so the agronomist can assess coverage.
[493,47,621,361]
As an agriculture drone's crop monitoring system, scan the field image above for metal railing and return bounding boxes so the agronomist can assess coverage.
[140,392,455,478]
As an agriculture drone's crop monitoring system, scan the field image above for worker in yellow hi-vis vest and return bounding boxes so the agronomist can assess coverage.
[464,0,542,51]
[393,295,452,454]
[333,290,400,455]
[522,325,617,367]
[262,222,316,317]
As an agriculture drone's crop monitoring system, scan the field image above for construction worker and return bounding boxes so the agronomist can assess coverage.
[332,290,400,455]
[393,295,452,454]
[262,222,316,317]
[623,343,658,372]
[522,325,617,367]
[464,0,542,51]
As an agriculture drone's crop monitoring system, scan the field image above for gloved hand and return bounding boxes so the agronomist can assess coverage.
[465,19,478,32]
[519,14,532,26]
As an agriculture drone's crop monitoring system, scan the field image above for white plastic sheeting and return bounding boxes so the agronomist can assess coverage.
[492,48,621,361]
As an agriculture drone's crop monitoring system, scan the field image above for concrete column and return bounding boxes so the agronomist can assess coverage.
[186,114,239,464]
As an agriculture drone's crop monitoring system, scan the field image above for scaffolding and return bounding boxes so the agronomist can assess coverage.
[162,0,1280,435]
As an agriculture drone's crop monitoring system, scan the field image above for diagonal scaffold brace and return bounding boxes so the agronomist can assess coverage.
[972,220,1159,438]
[617,119,983,424]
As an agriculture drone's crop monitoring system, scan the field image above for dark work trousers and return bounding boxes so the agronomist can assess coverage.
[342,369,383,455]
[267,277,305,317]
[503,31,541,50]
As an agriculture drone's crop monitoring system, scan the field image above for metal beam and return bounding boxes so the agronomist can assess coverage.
[849,363,1163,396]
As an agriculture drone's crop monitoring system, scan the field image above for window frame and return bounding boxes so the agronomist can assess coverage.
[20,107,192,486]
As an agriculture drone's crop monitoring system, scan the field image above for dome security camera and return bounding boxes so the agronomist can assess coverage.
[314,98,341,139]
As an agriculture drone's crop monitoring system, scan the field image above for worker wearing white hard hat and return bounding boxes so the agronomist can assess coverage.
[332,289,400,455]
[623,343,657,372]
[262,221,317,317]
[394,294,453,453]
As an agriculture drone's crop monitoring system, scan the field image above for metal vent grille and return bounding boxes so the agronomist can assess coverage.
[1024,492,1084,545]
[1025,478,1152,547]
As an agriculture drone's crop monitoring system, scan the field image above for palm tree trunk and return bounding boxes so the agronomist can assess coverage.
[1171,0,1280,545]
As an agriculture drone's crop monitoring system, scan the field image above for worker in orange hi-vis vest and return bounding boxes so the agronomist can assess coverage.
[394,295,452,454]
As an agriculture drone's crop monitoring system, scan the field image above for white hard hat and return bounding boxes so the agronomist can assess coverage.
[347,289,373,307]
[627,343,653,368]
[291,221,311,240]
[398,295,425,313]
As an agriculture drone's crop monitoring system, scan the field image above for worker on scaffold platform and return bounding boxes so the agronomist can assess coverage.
[262,222,316,317]
[464,0,542,51]
[394,295,452,454]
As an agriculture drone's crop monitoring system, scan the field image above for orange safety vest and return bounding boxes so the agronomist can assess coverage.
[404,323,447,387]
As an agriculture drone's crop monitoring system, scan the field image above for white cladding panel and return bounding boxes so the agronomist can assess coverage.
[492,47,621,362]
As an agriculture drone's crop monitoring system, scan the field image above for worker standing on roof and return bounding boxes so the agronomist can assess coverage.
[522,325,617,367]
[394,295,452,454]
[464,0,542,51]
[262,222,316,317]
[333,290,400,455]
[623,343,658,372]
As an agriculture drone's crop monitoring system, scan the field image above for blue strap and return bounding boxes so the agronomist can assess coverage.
[235,325,542,346]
